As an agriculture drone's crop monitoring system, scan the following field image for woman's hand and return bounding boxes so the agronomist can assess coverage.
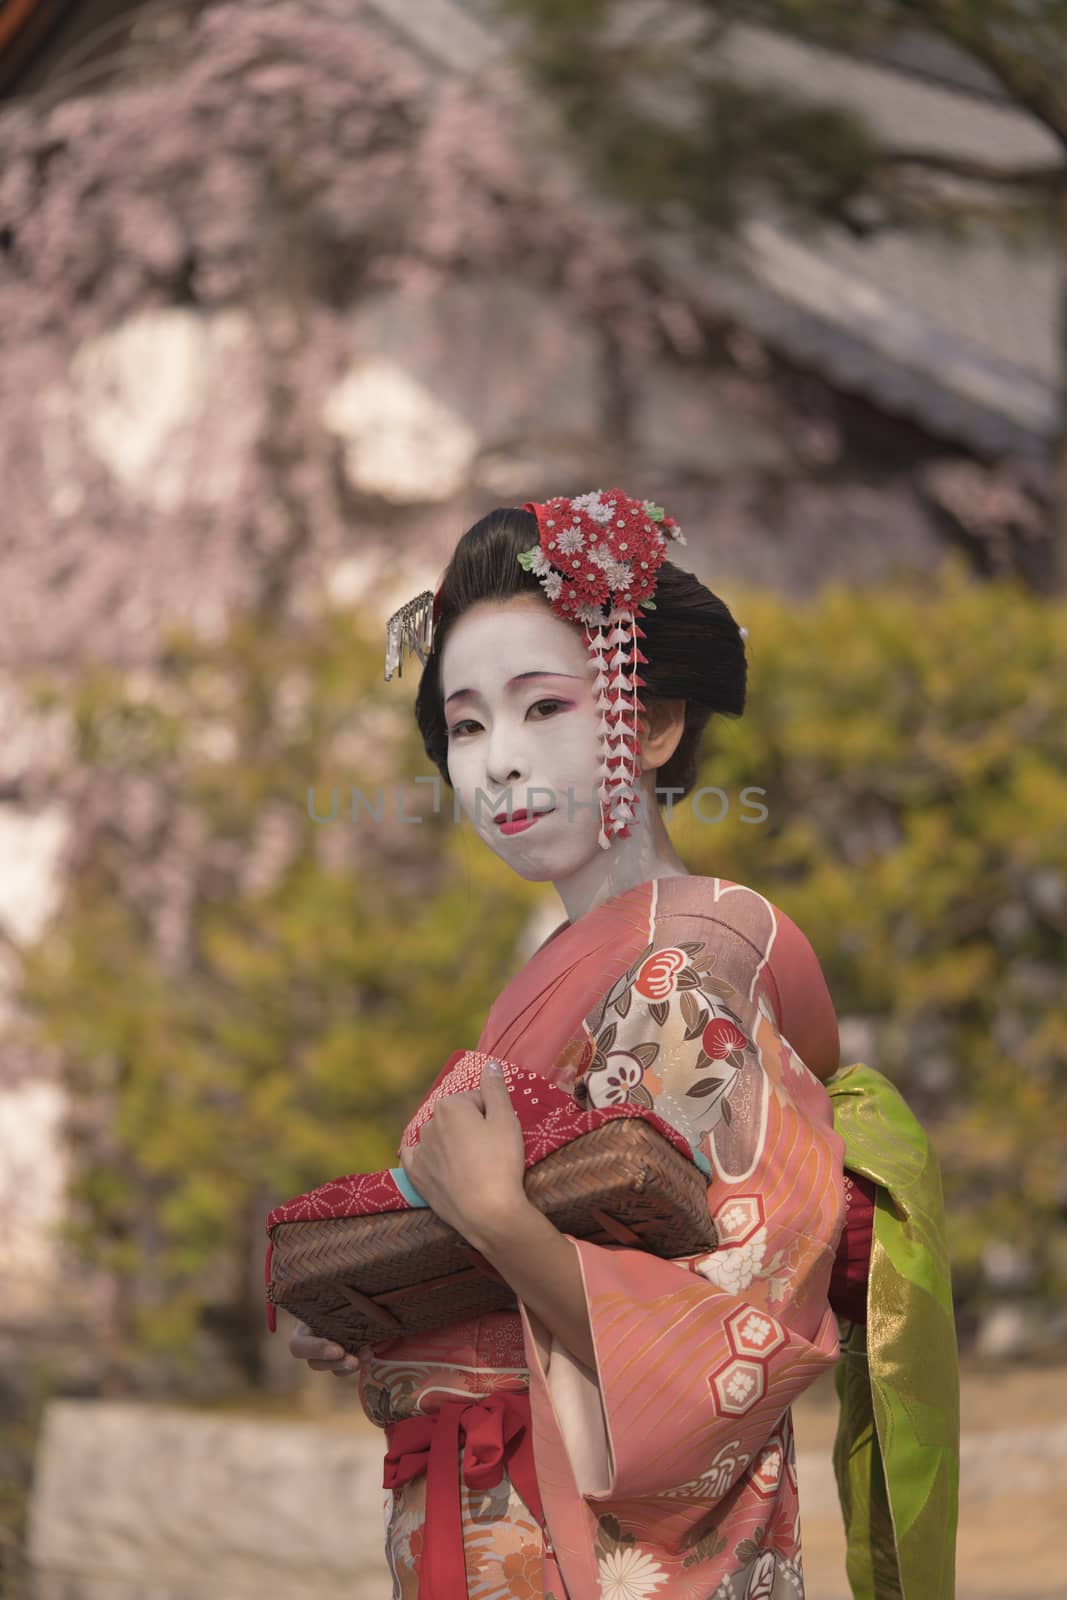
[398,1059,529,1246]
[289,1319,359,1376]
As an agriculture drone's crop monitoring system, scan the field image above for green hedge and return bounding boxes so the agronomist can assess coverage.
[20,604,541,1374]
[18,556,1067,1371]
[678,556,1067,1325]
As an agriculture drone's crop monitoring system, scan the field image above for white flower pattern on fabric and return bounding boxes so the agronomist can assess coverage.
[693,1226,767,1295]
[597,1541,669,1598]
[741,1312,773,1346]
[720,1203,753,1234]
[578,937,770,1183]
[779,1554,805,1592]
[724,1367,758,1406]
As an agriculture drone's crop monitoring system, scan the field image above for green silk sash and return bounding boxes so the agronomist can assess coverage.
[825,1063,960,1600]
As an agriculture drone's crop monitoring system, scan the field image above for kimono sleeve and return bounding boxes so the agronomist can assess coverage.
[761,904,841,1081]
[519,910,846,1542]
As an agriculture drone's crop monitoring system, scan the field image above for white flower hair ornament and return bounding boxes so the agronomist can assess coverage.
[385,489,745,851]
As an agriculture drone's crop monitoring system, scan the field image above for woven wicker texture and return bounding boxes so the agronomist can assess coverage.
[268,1116,716,1351]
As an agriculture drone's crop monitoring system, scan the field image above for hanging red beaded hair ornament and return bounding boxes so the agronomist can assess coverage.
[516,489,686,848]
[384,488,688,850]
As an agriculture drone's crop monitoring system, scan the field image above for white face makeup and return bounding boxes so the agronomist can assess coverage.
[441,595,606,881]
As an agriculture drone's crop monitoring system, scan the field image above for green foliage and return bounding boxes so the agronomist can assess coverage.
[18,600,539,1375]
[16,561,1067,1367]
[673,556,1067,1310]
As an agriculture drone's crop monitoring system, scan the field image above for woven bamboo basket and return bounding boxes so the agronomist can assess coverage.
[268,1118,716,1353]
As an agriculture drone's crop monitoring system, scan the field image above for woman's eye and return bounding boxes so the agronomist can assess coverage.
[447,700,568,739]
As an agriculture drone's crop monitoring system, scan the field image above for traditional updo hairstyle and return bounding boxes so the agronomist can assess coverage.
[414,508,747,802]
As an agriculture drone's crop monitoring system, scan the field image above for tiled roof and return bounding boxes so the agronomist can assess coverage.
[3,0,1057,455]
[714,24,1060,455]
[419,0,1063,456]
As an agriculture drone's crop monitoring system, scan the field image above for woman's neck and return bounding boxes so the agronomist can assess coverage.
[551,810,690,926]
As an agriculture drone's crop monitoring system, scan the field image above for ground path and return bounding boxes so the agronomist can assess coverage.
[792,1361,1066,1598]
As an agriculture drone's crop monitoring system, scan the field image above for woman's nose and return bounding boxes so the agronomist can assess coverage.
[484,715,532,792]
[486,758,523,789]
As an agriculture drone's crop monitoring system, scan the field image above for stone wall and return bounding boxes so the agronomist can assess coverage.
[26,1395,1067,1598]
[28,1401,393,1600]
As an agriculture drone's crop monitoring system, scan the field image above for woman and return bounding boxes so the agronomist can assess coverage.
[289,491,958,1599]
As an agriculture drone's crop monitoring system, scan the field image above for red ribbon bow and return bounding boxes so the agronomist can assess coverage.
[383,1390,547,1598]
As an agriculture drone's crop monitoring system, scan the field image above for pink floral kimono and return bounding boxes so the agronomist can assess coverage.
[358,873,846,1599]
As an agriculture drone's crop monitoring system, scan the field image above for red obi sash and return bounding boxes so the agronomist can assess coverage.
[828,1168,876,1326]
[383,1390,547,1598]
[380,1171,876,1598]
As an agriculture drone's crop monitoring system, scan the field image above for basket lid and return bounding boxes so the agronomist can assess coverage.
[265,1048,711,1231]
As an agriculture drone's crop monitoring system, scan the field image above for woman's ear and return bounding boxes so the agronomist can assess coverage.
[638,697,687,772]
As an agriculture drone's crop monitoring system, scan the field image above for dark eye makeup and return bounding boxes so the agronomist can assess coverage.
[447,698,571,738]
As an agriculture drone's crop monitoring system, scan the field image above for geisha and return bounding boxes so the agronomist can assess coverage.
[289,490,959,1600]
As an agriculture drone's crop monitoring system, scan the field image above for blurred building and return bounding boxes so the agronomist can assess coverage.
[0,0,1058,1333]
[3,0,1060,465]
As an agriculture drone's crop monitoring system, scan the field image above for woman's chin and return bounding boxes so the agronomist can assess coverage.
[480,823,601,880]
[499,857,559,884]
[489,844,604,883]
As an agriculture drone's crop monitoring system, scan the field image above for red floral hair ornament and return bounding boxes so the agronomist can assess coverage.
[384,488,691,851]
[517,489,686,848]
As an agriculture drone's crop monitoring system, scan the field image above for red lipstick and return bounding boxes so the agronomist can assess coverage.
[493,808,554,836]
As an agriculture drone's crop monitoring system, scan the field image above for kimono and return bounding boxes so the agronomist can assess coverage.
[358,872,850,1599]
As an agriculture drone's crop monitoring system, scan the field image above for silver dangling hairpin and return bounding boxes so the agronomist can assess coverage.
[384,590,435,681]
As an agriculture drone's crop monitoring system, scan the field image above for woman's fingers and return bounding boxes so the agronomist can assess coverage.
[290,1333,344,1359]
[289,1319,341,1357]
[289,1320,358,1373]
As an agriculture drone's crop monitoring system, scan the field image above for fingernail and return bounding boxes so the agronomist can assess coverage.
[325,1345,343,1358]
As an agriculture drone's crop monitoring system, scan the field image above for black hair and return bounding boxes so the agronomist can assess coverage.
[414,507,746,801]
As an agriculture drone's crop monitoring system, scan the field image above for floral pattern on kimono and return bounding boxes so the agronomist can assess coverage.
[514,881,846,1598]
[360,876,845,1600]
